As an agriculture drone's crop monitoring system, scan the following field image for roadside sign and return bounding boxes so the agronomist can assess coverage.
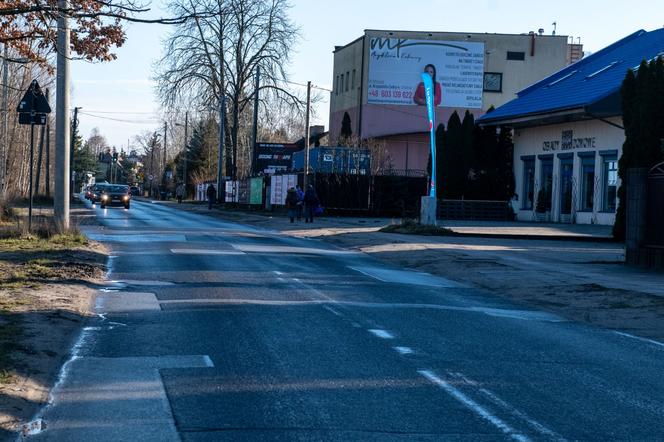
[148,175,154,181]
[18,113,47,125]
[16,80,51,114]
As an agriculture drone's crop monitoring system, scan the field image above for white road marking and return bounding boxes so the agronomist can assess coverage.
[170,248,245,255]
[613,331,664,349]
[348,266,462,288]
[35,355,214,441]
[86,233,187,243]
[478,387,566,441]
[393,346,414,355]
[368,329,394,339]
[232,244,359,256]
[96,292,162,313]
[418,370,530,442]
[202,355,215,367]
[273,271,284,275]
[113,280,175,286]
[323,305,343,317]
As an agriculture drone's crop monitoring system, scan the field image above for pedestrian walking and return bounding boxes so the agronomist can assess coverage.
[176,183,185,204]
[304,184,319,223]
[296,185,304,221]
[285,187,299,223]
[206,183,216,210]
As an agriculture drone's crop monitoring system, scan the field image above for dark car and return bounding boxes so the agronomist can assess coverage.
[99,184,131,209]
[89,183,109,203]
[129,186,141,197]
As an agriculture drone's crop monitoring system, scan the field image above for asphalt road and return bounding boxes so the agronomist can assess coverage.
[31,199,664,441]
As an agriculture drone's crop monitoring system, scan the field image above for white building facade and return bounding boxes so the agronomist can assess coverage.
[512,118,622,225]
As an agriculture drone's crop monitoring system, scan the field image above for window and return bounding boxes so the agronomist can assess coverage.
[340,74,344,94]
[335,75,339,95]
[539,159,553,212]
[559,159,573,215]
[522,158,535,209]
[603,157,618,211]
[580,155,596,211]
[507,51,525,61]
[345,71,350,91]
[352,69,356,90]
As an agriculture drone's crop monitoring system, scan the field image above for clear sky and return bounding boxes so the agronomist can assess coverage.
[71,0,664,149]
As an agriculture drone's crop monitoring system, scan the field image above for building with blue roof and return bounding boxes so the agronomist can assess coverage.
[478,29,664,226]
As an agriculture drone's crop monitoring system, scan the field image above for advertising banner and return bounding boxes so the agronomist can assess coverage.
[250,178,263,205]
[367,38,484,108]
[255,143,300,174]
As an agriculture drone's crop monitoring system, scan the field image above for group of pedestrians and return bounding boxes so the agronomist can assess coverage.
[286,184,319,223]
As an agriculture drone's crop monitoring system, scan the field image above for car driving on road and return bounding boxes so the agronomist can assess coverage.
[89,183,109,203]
[99,184,131,209]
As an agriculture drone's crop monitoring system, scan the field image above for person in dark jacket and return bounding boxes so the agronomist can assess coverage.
[303,184,319,223]
[295,186,304,221]
[285,187,299,223]
[206,184,216,210]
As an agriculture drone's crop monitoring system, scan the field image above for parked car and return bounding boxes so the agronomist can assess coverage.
[89,183,109,203]
[99,184,131,209]
[129,186,141,196]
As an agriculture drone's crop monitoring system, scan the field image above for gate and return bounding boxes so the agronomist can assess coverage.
[646,162,664,246]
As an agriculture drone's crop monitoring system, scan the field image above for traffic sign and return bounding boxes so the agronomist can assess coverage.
[18,113,47,125]
[148,175,154,181]
[16,80,51,114]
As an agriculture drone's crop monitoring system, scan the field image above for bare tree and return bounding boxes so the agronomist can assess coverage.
[155,0,303,179]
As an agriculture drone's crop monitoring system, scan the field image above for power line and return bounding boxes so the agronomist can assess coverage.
[79,111,160,124]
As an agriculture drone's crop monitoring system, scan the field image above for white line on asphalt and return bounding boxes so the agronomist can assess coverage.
[112,280,175,286]
[393,346,414,355]
[323,305,343,317]
[202,355,215,367]
[613,331,664,349]
[418,370,530,442]
[368,329,394,339]
[276,277,285,282]
[273,271,284,275]
[170,248,245,255]
[477,387,566,441]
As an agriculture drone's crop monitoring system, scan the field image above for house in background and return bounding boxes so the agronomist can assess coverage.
[330,29,582,174]
[479,29,664,226]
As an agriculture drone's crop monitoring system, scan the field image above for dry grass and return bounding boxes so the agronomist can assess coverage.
[380,219,455,236]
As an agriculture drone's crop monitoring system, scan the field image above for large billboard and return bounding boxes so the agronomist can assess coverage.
[367,38,485,108]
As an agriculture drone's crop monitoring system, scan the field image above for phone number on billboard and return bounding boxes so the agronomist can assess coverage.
[368,89,413,99]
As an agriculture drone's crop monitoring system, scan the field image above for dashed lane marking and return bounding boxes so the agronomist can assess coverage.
[368,329,394,339]
[170,248,245,255]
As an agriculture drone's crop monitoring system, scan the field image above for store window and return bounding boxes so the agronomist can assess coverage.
[522,157,535,209]
[580,155,596,211]
[603,157,618,211]
[539,159,553,212]
[559,158,573,215]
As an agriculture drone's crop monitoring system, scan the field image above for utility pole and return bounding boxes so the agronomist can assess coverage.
[183,111,188,196]
[70,106,80,199]
[55,0,71,231]
[163,121,167,186]
[250,65,260,175]
[1,45,8,198]
[216,9,226,203]
[303,81,311,189]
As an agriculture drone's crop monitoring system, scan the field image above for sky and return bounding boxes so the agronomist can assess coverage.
[71,0,664,150]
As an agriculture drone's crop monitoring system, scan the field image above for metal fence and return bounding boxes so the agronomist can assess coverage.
[646,162,664,246]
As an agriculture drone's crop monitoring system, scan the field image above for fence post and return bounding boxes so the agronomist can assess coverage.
[625,168,648,265]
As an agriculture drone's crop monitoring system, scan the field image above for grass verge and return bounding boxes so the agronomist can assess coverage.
[380,219,456,236]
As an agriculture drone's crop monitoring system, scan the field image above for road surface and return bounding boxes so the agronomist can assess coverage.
[31,199,664,441]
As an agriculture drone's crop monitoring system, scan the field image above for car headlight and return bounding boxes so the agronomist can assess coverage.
[101,195,109,200]
[122,195,129,201]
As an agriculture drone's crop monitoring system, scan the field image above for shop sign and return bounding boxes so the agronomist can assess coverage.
[542,130,596,152]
